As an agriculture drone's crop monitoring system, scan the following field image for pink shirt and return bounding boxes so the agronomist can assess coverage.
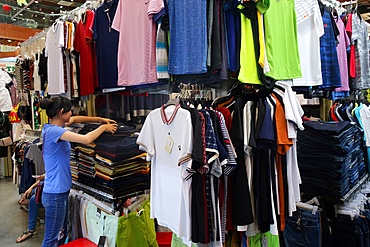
[112,0,164,86]
[335,16,350,92]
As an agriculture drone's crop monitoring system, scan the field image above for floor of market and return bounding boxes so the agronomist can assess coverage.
[0,177,44,247]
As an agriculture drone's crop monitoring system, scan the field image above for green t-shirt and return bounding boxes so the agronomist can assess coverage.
[264,0,302,80]
[249,231,280,247]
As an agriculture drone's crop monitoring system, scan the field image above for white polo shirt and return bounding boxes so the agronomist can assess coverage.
[137,104,193,242]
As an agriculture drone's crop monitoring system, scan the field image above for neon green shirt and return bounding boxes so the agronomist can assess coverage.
[238,5,263,85]
[264,0,302,80]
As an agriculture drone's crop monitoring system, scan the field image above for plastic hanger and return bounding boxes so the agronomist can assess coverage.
[163,98,180,108]
[296,202,322,215]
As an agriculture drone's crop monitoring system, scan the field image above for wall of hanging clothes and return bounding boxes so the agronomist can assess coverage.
[136,80,308,246]
[12,0,370,246]
[12,129,44,193]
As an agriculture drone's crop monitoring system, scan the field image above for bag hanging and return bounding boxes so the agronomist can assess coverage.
[35,182,44,204]
[0,136,12,146]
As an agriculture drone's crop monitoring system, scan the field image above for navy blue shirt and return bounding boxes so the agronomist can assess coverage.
[93,0,119,89]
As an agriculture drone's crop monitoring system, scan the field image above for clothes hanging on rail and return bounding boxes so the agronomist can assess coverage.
[92,0,119,90]
[111,0,162,86]
[137,104,193,243]
[0,70,13,112]
[0,111,11,158]
[293,0,324,87]
[319,4,341,89]
[264,0,302,80]
[74,10,98,96]
[350,13,370,90]
[332,16,350,98]
[135,83,305,245]
[46,19,66,95]
[167,0,207,75]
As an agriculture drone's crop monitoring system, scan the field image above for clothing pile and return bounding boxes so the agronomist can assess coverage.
[72,123,150,199]
[297,121,366,202]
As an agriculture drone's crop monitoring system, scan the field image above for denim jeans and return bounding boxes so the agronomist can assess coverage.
[283,208,321,247]
[303,120,352,133]
[28,188,44,231]
[42,191,69,247]
[332,215,361,247]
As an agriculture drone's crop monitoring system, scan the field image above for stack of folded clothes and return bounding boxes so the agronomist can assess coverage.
[75,145,96,188]
[297,121,366,203]
[73,123,150,199]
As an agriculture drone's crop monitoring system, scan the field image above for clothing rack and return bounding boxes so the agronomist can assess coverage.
[22,129,42,142]
[20,28,49,57]
[59,0,102,18]
[70,188,115,215]
[341,0,357,6]
[72,180,115,200]
[72,180,146,204]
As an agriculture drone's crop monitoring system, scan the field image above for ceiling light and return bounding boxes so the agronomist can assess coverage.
[51,11,54,14]
[35,0,38,2]
[34,14,37,17]
[7,40,11,42]
[42,17,45,19]
[71,0,74,1]
[57,0,74,6]
[12,18,16,21]
[60,6,63,8]
[26,7,30,9]
[19,13,23,16]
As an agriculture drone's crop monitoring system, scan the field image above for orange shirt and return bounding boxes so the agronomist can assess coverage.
[272,93,293,231]
[272,93,293,154]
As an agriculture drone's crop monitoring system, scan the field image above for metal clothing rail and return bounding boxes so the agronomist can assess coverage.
[20,27,49,56]
[72,180,115,200]
[21,28,48,46]
[341,0,358,6]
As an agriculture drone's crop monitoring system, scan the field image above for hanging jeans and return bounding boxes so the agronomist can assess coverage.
[283,208,321,247]
[42,191,69,247]
[332,215,362,247]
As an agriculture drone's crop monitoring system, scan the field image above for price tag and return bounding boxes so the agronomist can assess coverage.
[164,136,174,154]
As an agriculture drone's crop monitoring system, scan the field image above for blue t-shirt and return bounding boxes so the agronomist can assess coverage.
[319,10,341,89]
[168,0,207,74]
[42,124,71,193]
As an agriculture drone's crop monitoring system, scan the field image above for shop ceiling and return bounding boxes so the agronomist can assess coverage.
[0,0,369,47]
[0,0,85,46]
